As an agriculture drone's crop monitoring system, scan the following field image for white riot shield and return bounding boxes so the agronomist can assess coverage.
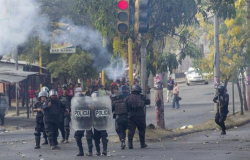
[92,96,112,131]
[71,96,93,131]
[0,98,8,114]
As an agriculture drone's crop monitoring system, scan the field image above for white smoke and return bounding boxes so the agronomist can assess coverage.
[0,0,49,55]
[0,0,114,75]
[104,58,127,81]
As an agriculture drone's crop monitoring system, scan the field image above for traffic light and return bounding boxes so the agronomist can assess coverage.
[134,0,149,34]
[117,0,130,34]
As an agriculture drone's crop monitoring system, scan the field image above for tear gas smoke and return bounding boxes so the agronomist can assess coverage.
[0,0,49,55]
[104,58,127,81]
[0,0,123,79]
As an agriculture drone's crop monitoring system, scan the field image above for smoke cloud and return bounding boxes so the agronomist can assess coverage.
[0,0,126,80]
[0,0,48,55]
[104,58,127,81]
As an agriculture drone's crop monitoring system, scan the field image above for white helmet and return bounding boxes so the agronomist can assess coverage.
[38,91,48,99]
[49,89,58,97]
[41,86,49,93]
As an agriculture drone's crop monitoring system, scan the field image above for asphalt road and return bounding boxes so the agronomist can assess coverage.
[0,119,250,160]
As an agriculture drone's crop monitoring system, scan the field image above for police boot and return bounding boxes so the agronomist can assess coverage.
[54,137,61,150]
[87,140,93,156]
[65,130,70,143]
[48,133,55,150]
[121,139,126,150]
[95,141,101,156]
[76,138,84,156]
[221,129,226,135]
[34,136,41,149]
[102,138,108,156]
[42,137,48,145]
[60,130,66,143]
[60,139,65,143]
[139,134,147,148]
[128,138,133,149]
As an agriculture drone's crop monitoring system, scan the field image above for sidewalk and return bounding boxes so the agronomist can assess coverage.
[0,107,35,132]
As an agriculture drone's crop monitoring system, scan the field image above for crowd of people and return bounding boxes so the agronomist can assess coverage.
[31,78,150,157]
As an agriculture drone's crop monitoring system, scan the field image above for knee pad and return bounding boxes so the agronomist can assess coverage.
[75,136,82,142]
[34,131,41,137]
[65,128,70,132]
[48,132,53,137]
[102,138,108,144]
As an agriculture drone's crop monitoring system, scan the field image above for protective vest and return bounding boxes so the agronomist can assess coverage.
[43,100,63,122]
[114,100,127,115]
[59,96,71,108]
[34,101,44,117]
[126,94,145,109]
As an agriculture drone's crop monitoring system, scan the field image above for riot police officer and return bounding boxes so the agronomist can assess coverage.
[73,93,94,156]
[42,89,69,150]
[213,85,229,135]
[58,84,72,143]
[91,91,109,156]
[112,94,128,149]
[34,91,48,149]
[125,85,150,149]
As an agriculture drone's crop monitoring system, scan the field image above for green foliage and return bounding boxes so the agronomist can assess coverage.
[46,47,98,82]
[207,0,236,19]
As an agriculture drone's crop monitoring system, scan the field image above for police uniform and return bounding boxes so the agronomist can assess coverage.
[112,94,128,149]
[34,101,48,149]
[213,85,229,135]
[42,90,68,150]
[58,94,72,143]
[125,85,150,149]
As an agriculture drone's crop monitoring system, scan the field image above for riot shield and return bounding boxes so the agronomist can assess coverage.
[0,98,8,114]
[71,96,93,131]
[92,96,112,131]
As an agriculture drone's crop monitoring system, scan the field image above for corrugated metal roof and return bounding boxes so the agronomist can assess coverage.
[0,69,39,83]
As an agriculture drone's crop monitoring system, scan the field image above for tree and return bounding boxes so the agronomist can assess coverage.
[195,0,250,111]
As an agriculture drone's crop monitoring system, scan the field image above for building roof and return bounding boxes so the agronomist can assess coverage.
[0,69,39,83]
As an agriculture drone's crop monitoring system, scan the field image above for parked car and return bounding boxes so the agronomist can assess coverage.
[184,68,208,86]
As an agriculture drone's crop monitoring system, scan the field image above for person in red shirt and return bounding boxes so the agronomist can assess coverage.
[28,86,38,107]
[57,84,63,98]
[67,83,74,97]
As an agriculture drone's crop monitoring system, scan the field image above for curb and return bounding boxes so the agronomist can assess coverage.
[142,111,250,143]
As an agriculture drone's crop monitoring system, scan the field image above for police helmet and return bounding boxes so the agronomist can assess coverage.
[91,91,100,98]
[38,91,48,99]
[41,86,49,93]
[77,93,85,97]
[217,85,225,94]
[131,85,142,93]
[62,84,68,90]
[49,89,58,97]
[111,93,121,100]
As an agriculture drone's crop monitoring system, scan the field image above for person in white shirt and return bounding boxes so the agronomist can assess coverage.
[74,83,82,97]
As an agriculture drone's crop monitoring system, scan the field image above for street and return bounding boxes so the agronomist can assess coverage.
[0,117,250,160]
[0,82,246,160]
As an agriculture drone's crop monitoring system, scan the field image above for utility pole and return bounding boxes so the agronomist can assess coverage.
[245,0,250,110]
[140,34,147,96]
[128,38,133,91]
[15,46,19,116]
[39,37,42,89]
[101,70,105,86]
[214,14,220,112]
